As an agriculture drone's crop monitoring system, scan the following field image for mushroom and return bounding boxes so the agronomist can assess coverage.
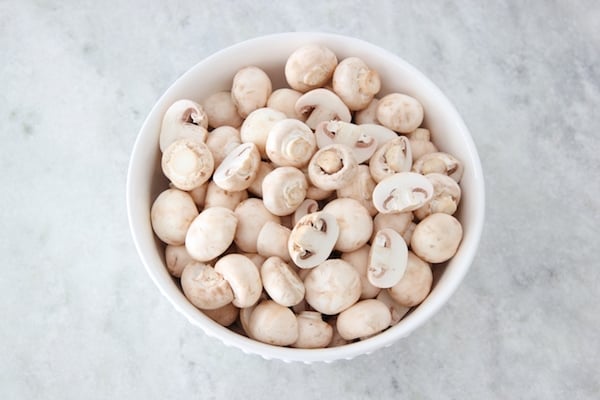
[267,88,306,120]
[202,91,243,129]
[239,107,287,158]
[411,213,463,263]
[214,254,262,308]
[412,152,464,183]
[376,93,424,133]
[205,126,241,168]
[292,199,319,226]
[376,290,411,325]
[265,119,316,167]
[241,252,266,269]
[353,98,379,125]
[185,206,237,261]
[295,88,351,130]
[341,244,381,299]
[388,251,433,307]
[372,172,434,214]
[367,228,408,288]
[332,57,381,111]
[202,302,239,327]
[233,198,280,253]
[188,181,208,209]
[247,161,274,198]
[203,181,248,211]
[161,139,214,191]
[231,66,272,118]
[369,136,413,183]
[159,99,208,152]
[358,123,398,150]
[336,299,392,340]
[150,188,198,245]
[406,128,438,161]
[261,166,308,216]
[304,259,362,315]
[370,211,414,243]
[336,165,377,216]
[212,142,261,192]
[322,198,373,252]
[307,144,358,191]
[314,120,377,163]
[285,44,338,92]
[260,256,305,307]
[327,317,351,347]
[180,261,233,310]
[165,244,194,278]
[287,211,339,269]
[292,311,333,349]
[256,221,292,262]
[402,222,417,245]
[413,173,462,220]
[248,300,298,346]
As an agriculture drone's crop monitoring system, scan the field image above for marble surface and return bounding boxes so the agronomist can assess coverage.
[1,1,599,398]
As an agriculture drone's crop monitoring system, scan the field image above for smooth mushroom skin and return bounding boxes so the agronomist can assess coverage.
[188,181,208,209]
[413,173,462,220]
[284,44,338,92]
[202,302,239,327]
[260,256,305,307]
[261,166,308,216]
[165,244,194,278]
[233,198,281,253]
[369,136,413,183]
[266,119,317,168]
[240,107,287,158]
[241,252,266,269]
[370,212,414,243]
[292,199,319,226]
[406,128,438,161]
[214,254,263,308]
[376,93,424,133]
[411,213,463,263]
[322,198,373,252]
[336,165,377,216]
[231,66,272,118]
[245,162,272,198]
[267,88,306,120]
[205,126,242,168]
[307,144,358,191]
[353,98,379,125]
[388,251,433,307]
[368,228,409,288]
[304,259,362,315]
[336,299,392,340]
[151,188,198,245]
[181,261,234,310]
[292,311,333,349]
[161,139,214,191]
[402,222,417,245]
[202,91,243,128]
[248,300,298,346]
[212,142,261,192]
[295,88,352,130]
[256,221,292,262]
[185,207,237,262]
[372,172,434,214]
[327,317,351,347]
[375,290,411,325]
[287,211,339,269]
[159,99,208,152]
[358,123,398,150]
[332,57,381,111]
[203,181,248,211]
[315,121,377,163]
[341,244,381,299]
[412,152,464,183]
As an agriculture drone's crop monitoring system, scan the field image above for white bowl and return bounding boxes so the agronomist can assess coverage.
[127,32,485,363]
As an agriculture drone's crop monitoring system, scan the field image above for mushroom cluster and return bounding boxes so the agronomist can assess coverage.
[150,44,464,348]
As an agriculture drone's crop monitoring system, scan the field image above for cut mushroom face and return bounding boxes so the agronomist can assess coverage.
[388,251,432,307]
[288,211,339,269]
[307,144,358,191]
[266,119,316,167]
[185,207,237,262]
[376,93,424,133]
[335,299,391,340]
[369,136,413,183]
[315,120,377,163]
[260,256,305,307]
[261,167,307,216]
[292,199,319,226]
[410,213,463,263]
[292,311,333,349]
[367,228,409,288]
[304,259,362,315]
[212,142,261,191]
[412,152,464,183]
[214,254,263,308]
[285,44,338,92]
[180,261,233,310]
[413,173,462,220]
[151,188,198,246]
[161,139,214,191]
[332,57,381,111]
[295,88,351,130]
[231,66,272,118]
[372,172,434,214]
[159,99,208,152]
[359,123,398,150]
[202,91,243,129]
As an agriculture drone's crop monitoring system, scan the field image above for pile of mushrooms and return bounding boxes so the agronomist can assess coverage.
[150,44,464,348]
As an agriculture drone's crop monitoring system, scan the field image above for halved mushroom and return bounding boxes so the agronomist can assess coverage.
[267,88,306,120]
[322,198,373,252]
[412,152,464,182]
[292,311,333,349]
[369,136,412,183]
[411,213,463,263]
[304,259,362,315]
[285,44,338,92]
[358,123,398,150]
[406,128,438,161]
[413,173,462,220]
[260,256,305,307]
[376,93,424,133]
[336,165,377,216]
[256,221,291,262]
[388,251,432,307]
[214,254,262,308]
[261,167,307,216]
[231,66,272,118]
[307,144,358,191]
[372,172,434,214]
[332,57,381,111]
[367,228,408,288]
[185,207,237,262]
[161,139,214,191]
[212,142,261,192]
[181,261,233,310]
[239,107,287,158]
[314,121,377,163]
[295,88,351,130]
[159,99,208,152]
[292,199,319,226]
[353,98,379,125]
[287,211,339,269]
[205,126,241,168]
[265,119,316,167]
[202,91,243,129]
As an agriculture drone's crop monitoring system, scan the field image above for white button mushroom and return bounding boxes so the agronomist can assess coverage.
[322,198,373,252]
[240,252,266,269]
[307,144,358,191]
[341,244,381,299]
[411,213,463,263]
[214,254,263,308]
[239,107,287,158]
[256,221,292,262]
[405,128,438,161]
[368,136,413,183]
[150,188,198,245]
[260,256,305,307]
[402,221,417,245]
[248,300,298,346]
[202,91,243,129]
[165,244,194,278]
[413,173,462,220]
[388,251,433,307]
[332,57,381,111]
[188,181,208,209]
[368,228,409,288]
[212,142,261,192]
[159,99,208,152]
[372,172,434,214]
[185,206,237,262]
[205,126,242,168]
[336,165,377,217]
[261,166,308,216]
[412,151,464,183]
[304,259,361,315]
[201,302,239,327]
[181,261,233,310]
[233,198,280,253]
[161,139,214,191]
[284,44,338,92]
[353,98,379,125]
[292,311,333,349]
[265,119,316,168]
[375,290,410,326]
[336,299,392,340]
[231,66,272,118]
[247,161,274,198]
[370,211,414,243]
[203,181,248,211]
[287,211,339,269]
[295,88,351,130]
[376,93,424,133]
[314,120,377,163]
[267,88,306,120]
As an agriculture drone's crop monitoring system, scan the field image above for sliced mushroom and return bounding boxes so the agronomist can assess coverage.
[185,207,237,262]
[295,88,351,130]
[261,166,307,216]
[372,172,434,214]
[368,228,408,288]
[150,188,198,245]
[267,88,306,120]
[322,198,373,252]
[353,98,379,125]
[233,198,280,253]
[214,254,262,308]
[161,139,214,191]
[256,221,292,262]
[388,251,432,307]
[260,256,305,307]
[202,91,243,129]
[287,211,339,269]
[376,93,424,133]
[304,259,362,315]
[212,142,261,191]
[159,99,208,152]
[181,261,233,310]
[341,244,381,299]
[205,126,241,168]
[376,290,411,325]
[203,181,248,211]
[248,300,298,346]
[165,244,194,278]
[285,44,338,92]
[314,121,377,163]
[240,107,287,158]
[292,199,319,226]
[231,66,272,118]
[406,128,438,161]
[265,119,316,167]
[336,299,391,340]
[413,173,462,220]
[412,152,464,182]
[411,213,463,263]
[307,144,358,191]
[358,123,398,150]
[292,311,333,349]
[369,136,412,183]
[332,57,381,111]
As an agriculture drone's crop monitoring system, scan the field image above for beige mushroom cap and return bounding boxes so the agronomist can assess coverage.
[411,213,463,263]
[413,173,462,220]
[165,244,194,278]
[161,139,214,191]
[205,126,241,168]
[256,221,292,262]
[292,311,333,349]
[231,66,272,118]
[336,299,392,340]
[260,256,305,307]
[376,93,424,133]
[248,300,299,346]
[150,188,198,245]
[240,107,287,158]
[181,261,233,310]
[202,91,243,129]
[214,254,263,308]
[322,198,373,252]
[233,198,280,253]
[412,151,464,183]
[265,119,316,168]
[262,166,308,216]
[267,88,306,120]
[203,181,248,211]
[332,57,381,111]
[376,290,411,326]
[388,251,433,307]
[341,244,381,300]
[285,44,338,92]
[304,259,361,315]
[336,165,377,217]
[185,207,237,262]
[202,302,239,327]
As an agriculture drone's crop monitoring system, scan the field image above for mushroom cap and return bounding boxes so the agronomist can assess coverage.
[240,107,287,158]
[261,166,308,216]
[336,164,377,217]
[203,181,248,211]
[284,44,338,92]
[336,299,392,340]
[388,251,433,307]
[159,99,208,152]
[188,181,208,209]
[180,261,233,310]
[367,228,409,288]
[185,207,237,262]
[307,144,358,191]
[247,161,274,198]
[233,198,280,253]
[214,254,263,308]
[212,142,261,192]
[411,213,463,263]
[376,93,424,133]
[165,244,194,278]
[353,98,379,125]
[304,259,362,315]
[322,198,373,252]
[295,88,351,130]
[161,139,214,191]
[375,290,411,325]
[406,128,438,161]
[248,300,298,346]
[202,91,243,129]
[287,211,339,269]
[201,302,239,327]
[267,88,306,120]
[341,244,381,299]
[256,221,292,262]
[372,172,434,214]
[413,173,462,220]
[369,136,413,183]
[315,120,377,163]
[205,126,241,168]
[260,256,305,307]
[266,119,316,167]
[231,66,272,118]
[150,188,198,245]
[332,57,381,111]
[371,211,414,243]
[292,311,333,349]
[412,152,464,183]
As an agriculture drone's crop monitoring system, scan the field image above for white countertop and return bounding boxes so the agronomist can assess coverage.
[2,1,598,398]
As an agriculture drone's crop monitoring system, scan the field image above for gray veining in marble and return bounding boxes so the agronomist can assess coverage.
[1,1,599,399]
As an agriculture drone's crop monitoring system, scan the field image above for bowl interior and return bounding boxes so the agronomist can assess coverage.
[127,32,485,363]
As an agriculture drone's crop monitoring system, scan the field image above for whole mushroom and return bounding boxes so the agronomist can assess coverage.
[231,66,272,118]
[165,244,194,278]
[413,173,462,220]
[150,188,198,245]
[307,144,358,191]
[406,128,438,161]
[304,259,362,315]
[214,254,263,308]
[261,166,308,216]
[336,299,391,340]
[203,181,248,211]
[266,119,316,168]
[412,152,464,183]
[292,311,333,349]
[322,198,373,252]
[233,198,280,253]
[341,244,381,299]
[388,251,433,307]
[332,57,381,111]
[336,165,377,216]
[256,221,292,262]
[181,261,233,310]
[267,88,306,120]
[205,126,241,168]
[240,107,287,158]
[376,93,424,133]
[212,142,261,192]
[260,256,305,307]
[185,207,237,262]
[285,44,338,92]
[202,91,243,129]
[248,300,298,346]
[411,213,463,263]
